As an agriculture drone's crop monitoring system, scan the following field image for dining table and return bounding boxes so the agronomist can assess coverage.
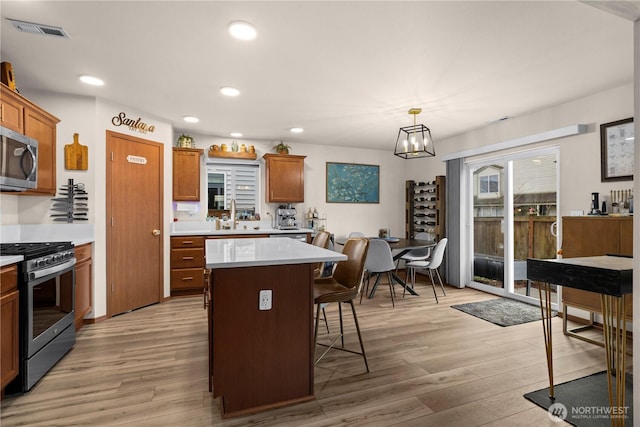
[336,236,435,297]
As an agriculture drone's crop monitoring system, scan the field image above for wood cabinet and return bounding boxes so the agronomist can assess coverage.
[74,243,93,331]
[263,154,306,203]
[405,175,446,241]
[561,216,633,320]
[170,236,205,296]
[1,83,60,195]
[1,264,19,393]
[0,85,24,132]
[211,263,314,417]
[172,147,203,201]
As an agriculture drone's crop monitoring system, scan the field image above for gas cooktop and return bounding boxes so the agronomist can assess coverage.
[0,242,74,259]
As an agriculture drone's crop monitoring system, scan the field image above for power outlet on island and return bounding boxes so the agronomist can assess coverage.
[259,289,272,311]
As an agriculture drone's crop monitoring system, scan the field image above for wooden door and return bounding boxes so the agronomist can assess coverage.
[106,131,163,317]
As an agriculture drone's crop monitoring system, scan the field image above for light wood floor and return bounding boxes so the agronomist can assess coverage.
[1,277,625,426]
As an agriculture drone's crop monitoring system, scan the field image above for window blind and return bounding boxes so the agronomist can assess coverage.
[208,163,258,211]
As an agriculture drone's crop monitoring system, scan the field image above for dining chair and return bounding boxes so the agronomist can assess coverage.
[361,239,397,307]
[348,231,365,238]
[397,232,433,270]
[313,237,370,372]
[311,230,332,333]
[404,237,448,302]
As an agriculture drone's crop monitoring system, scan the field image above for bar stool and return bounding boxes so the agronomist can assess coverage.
[313,237,370,372]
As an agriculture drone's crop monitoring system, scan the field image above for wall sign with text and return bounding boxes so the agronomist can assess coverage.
[111,111,156,134]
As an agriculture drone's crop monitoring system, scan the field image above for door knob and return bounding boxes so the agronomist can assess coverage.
[152,229,161,236]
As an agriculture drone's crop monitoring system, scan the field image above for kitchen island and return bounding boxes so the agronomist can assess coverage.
[205,238,346,418]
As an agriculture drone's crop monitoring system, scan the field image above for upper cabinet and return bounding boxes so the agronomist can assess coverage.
[1,83,60,195]
[0,85,24,133]
[173,147,203,201]
[263,154,306,203]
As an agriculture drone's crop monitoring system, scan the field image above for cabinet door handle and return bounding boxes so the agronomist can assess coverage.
[182,240,194,245]
[182,276,194,281]
[182,256,194,260]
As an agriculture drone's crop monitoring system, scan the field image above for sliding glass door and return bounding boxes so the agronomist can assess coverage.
[467,148,559,308]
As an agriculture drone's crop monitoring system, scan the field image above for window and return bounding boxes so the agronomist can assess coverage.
[207,163,259,214]
[479,174,499,194]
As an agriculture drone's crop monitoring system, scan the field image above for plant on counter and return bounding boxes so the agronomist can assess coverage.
[177,134,195,148]
[272,141,291,154]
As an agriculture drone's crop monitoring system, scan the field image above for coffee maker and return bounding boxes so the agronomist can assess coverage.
[589,192,601,215]
[276,204,299,229]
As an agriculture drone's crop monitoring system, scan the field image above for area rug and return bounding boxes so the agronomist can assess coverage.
[524,371,633,427]
[450,298,555,327]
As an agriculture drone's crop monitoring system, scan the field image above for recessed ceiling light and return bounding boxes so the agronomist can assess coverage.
[228,21,257,40]
[230,132,243,138]
[183,116,199,123]
[289,127,304,133]
[79,75,104,86]
[220,86,240,97]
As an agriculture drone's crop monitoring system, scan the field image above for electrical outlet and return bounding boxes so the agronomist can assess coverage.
[259,289,272,310]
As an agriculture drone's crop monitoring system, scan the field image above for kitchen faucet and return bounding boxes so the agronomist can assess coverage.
[266,212,274,229]
[230,199,236,229]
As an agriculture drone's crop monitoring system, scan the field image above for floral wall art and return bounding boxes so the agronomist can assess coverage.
[326,162,380,203]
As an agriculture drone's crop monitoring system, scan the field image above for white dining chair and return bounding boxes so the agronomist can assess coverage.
[404,238,448,302]
[398,232,433,268]
[361,239,397,307]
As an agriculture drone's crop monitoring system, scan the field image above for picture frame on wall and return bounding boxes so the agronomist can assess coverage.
[326,162,380,203]
[600,117,634,182]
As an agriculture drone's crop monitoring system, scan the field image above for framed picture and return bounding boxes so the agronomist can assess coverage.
[600,117,634,182]
[326,162,379,203]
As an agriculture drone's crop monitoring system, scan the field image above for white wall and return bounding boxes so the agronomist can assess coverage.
[175,133,408,241]
[405,83,634,219]
[2,82,633,322]
[1,91,174,319]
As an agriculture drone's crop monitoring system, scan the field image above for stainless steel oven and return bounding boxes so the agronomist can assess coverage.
[0,242,76,393]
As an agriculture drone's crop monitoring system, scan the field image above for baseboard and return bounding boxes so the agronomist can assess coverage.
[84,314,108,325]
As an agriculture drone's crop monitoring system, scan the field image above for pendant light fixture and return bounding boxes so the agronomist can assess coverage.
[394,108,435,159]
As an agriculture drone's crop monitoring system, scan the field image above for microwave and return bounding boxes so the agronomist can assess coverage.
[0,126,38,191]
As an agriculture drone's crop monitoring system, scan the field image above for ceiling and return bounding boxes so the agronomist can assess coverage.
[0,1,637,151]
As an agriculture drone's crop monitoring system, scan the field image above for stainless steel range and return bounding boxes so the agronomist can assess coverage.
[0,241,76,393]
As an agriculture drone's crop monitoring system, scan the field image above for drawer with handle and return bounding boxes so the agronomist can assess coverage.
[171,236,205,249]
[170,268,204,290]
[170,248,204,268]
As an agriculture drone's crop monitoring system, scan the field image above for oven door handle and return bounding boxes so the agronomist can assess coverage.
[29,258,76,280]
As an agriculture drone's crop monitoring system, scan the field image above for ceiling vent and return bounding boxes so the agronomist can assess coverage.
[6,18,70,39]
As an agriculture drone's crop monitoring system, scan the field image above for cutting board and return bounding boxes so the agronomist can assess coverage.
[64,133,88,170]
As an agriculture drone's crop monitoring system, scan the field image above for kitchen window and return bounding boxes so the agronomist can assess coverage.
[207,163,259,216]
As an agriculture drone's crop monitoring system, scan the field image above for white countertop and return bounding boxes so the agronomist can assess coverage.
[1,255,23,267]
[173,228,313,237]
[206,238,346,269]
[0,224,94,246]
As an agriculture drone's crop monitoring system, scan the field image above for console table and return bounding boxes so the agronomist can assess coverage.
[527,255,632,427]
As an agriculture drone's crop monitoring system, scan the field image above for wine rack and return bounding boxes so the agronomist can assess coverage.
[405,176,446,241]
